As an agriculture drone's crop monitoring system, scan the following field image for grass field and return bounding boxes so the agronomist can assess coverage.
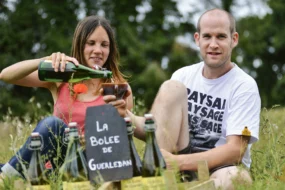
[0,106,285,189]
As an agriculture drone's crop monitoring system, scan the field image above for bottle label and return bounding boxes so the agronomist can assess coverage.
[62,181,92,190]
[144,123,156,131]
[142,176,165,190]
[121,176,143,190]
[27,185,50,190]
[29,135,43,150]
[69,130,79,138]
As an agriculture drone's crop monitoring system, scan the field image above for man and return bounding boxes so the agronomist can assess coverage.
[126,8,261,190]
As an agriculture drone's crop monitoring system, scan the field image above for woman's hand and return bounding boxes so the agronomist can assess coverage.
[101,87,131,117]
[80,134,86,147]
[49,52,79,72]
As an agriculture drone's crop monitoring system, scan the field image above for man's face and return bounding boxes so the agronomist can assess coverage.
[194,12,238,70]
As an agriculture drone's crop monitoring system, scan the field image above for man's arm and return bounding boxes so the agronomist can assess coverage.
[126,110,146,141]
[162,135,250,171]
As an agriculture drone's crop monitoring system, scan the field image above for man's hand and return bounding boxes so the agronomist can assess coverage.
[160,149,181,171]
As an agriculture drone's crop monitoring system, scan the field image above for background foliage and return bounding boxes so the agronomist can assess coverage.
[0,0,283,120]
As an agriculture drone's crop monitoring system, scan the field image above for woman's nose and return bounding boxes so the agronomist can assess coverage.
[93,44,102,53]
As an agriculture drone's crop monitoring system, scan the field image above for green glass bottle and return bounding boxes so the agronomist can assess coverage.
[60,122,88,182]
[27,132,49,185]
[142,114,166,177]
[125,117,142,177]
[38,60,112,83]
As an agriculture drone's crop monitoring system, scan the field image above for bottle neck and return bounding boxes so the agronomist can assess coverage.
[75,64,112,78]
[144,121,156,143]
[128,133,135,145]
[145,129,156,143]
[39,60,113,80]
[69,127,79,139]
[67,127,80,148]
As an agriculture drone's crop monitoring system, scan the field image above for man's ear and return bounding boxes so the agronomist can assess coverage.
[194,32,200,46]
[232,32,239,48]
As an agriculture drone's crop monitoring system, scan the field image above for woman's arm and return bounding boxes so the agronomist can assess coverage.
[0,52,79,88]
[0,57,51,88]
[0,52,81,105]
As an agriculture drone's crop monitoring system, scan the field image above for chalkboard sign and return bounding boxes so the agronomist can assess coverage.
[85,104,132,183]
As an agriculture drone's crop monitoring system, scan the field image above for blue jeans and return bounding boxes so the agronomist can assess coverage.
[3,116,68,178]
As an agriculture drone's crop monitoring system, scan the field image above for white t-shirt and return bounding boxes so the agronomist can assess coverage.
[171,62,261,168]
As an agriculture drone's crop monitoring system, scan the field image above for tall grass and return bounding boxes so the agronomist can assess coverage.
[1,104,285,189]
[247,106,285,189]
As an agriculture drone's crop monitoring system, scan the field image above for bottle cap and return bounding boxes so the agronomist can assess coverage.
[68,122,78,128]
[68,122,79,138]
[31,132,40,137]
[124,117,131,122]
[144,113,153,120]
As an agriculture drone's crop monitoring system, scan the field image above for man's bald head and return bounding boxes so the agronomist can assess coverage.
[197,8,236,34]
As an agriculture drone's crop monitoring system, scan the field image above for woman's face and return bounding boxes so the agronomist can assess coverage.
[84,26,110,68]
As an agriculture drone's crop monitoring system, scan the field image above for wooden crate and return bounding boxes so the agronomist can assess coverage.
[99,160,216,190]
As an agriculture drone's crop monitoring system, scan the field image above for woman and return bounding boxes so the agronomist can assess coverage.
[0,15,132,179]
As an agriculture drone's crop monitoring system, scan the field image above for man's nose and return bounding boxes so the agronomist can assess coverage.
[209,39,218,49]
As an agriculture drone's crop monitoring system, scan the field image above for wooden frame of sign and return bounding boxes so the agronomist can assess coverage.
[98,160,216,190]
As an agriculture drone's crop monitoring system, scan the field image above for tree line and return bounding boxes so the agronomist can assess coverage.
[0,0,283,121]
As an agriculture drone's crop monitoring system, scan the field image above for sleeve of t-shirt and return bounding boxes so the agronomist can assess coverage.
[171,67,189,82]
[226,84,261,144]
[171,69,182,81]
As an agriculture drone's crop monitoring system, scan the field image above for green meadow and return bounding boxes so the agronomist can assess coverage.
[0,105,285,189]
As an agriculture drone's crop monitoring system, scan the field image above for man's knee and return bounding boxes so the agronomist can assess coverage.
[158,80,187,101]
[210,166,252,190]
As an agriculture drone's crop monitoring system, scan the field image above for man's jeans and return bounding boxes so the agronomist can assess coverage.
[1,116,68,178]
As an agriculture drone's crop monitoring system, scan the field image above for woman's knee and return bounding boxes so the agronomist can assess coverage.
[34,116,68,156]
[34,116,67,136]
